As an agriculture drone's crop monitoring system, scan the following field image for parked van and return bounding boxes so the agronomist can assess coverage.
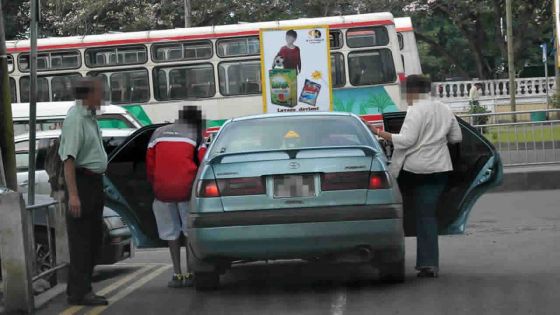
[11,102,143,136]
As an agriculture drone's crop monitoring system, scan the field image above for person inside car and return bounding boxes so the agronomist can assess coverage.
[370,75,462,278]
[146,106,206,288]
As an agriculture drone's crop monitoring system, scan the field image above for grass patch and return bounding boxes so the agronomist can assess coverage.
[483,125,560,144]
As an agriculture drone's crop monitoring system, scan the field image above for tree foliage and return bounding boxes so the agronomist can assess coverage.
[4,0,554,80]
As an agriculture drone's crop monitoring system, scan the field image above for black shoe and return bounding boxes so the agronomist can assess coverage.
[67,293,109,306]
[417,269,438,278]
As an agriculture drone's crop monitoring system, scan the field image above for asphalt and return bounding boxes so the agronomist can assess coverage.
[35,189,560,315]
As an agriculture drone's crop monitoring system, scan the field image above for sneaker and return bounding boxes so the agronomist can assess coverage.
[168,274,183,288]
[183,273,194,287]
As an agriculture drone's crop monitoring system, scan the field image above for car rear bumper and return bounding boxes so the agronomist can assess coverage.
[188,204,403,260]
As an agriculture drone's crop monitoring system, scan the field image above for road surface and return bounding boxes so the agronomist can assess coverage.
[37,190,560,315]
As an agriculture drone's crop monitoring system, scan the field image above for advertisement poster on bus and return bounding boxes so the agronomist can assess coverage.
[260,26,333,113]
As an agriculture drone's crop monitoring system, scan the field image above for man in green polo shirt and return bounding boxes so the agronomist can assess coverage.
[59,77,108,306]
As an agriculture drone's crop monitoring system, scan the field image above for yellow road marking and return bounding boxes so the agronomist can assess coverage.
[59,264,156,315]
[85,264,171,315]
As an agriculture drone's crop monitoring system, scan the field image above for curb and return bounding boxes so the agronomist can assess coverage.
[492,164,560,193]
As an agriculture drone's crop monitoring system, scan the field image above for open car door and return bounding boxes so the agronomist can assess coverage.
[104,124,166,248]
[382,112,503,236]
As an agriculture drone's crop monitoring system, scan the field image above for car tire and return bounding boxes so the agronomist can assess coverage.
[194,272,220,291]
[378,257,405,283]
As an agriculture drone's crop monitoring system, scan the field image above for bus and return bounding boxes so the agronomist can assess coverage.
[395,17,423,76]
[6,13,414,127]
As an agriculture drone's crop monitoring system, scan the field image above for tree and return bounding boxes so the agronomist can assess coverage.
[3,0,27,40]
[402,0,553,79]
[5,0,554,81]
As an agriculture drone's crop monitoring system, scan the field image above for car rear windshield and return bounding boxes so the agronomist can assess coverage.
[210,115,374,156]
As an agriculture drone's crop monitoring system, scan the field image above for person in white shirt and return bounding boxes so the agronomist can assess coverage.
[370,75,462,278]
[469,83,482,106]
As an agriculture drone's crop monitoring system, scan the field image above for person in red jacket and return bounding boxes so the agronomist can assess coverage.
[146,106,206,288]
[274,30,301,74]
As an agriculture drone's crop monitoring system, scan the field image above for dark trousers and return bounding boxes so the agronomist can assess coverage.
[399,170,448,270]
[65,169,104,299]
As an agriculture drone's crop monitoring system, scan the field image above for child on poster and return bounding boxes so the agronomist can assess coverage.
[273,30,302,74]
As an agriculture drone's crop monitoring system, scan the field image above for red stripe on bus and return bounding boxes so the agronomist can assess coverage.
[7,20,394,53]
[360,114,383,121]
[396,27,414,32]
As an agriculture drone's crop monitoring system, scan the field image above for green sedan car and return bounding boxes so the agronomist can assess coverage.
[104,112,502,290]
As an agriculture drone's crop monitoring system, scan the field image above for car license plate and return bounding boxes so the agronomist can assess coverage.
[273,175,315,198]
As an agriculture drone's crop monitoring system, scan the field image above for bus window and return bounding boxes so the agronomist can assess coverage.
[86,45,148,67]
[346,26,389,48]
[154,64,215,100]
[330,53,346,88]
[18,50,81,72]
[348,49,396,86]
[7,55,14,73]
[330,30,343,49]
[152,40,212,62]
[52,74,82,101]
[398,33,404,50]
[154,69,169,100]
[20,76,50,102]
[9,77,16,103]
[217,37,260,58]
[108,69,150,104]
[218,60,261,96]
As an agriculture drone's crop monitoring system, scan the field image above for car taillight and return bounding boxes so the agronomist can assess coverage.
[217,177,265,196]
[321,172,370,191]
[197,180,220,198]
[369,172,391,189]
[321,171,391,191]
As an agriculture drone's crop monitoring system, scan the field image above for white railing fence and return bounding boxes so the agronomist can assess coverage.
[459,109,560,167]
[433,77,556,101]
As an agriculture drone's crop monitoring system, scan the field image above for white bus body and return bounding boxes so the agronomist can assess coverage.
[7,13,410,125]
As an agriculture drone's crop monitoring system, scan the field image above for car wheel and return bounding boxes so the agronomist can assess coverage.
[378,258,405,283]
[194,272,220,291]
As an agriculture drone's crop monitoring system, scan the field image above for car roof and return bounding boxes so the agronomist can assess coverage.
[14,128,137,142]
[11,102,128,120]
[230,111,354,123]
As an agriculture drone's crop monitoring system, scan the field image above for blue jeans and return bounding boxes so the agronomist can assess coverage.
[399,171,448,271]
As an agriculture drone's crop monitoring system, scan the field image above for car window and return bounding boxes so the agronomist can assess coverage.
[102,136,128,154]
[210,116,374,156]
[106,128,160,242]
[15,139,53,172]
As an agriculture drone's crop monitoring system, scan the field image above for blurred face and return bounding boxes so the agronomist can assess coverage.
[86,80,104,110]
[286,35,296,45]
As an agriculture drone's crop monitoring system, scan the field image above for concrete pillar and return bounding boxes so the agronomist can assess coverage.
[0,191,34,314]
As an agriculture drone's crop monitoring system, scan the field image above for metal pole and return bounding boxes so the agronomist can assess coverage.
[28,0,38,205]
[0,0,17,190]
[506,0,516,118]
[552,0,560,93]
[184,0,192,28]
[545,59,550,111]
[543,43,550,113]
